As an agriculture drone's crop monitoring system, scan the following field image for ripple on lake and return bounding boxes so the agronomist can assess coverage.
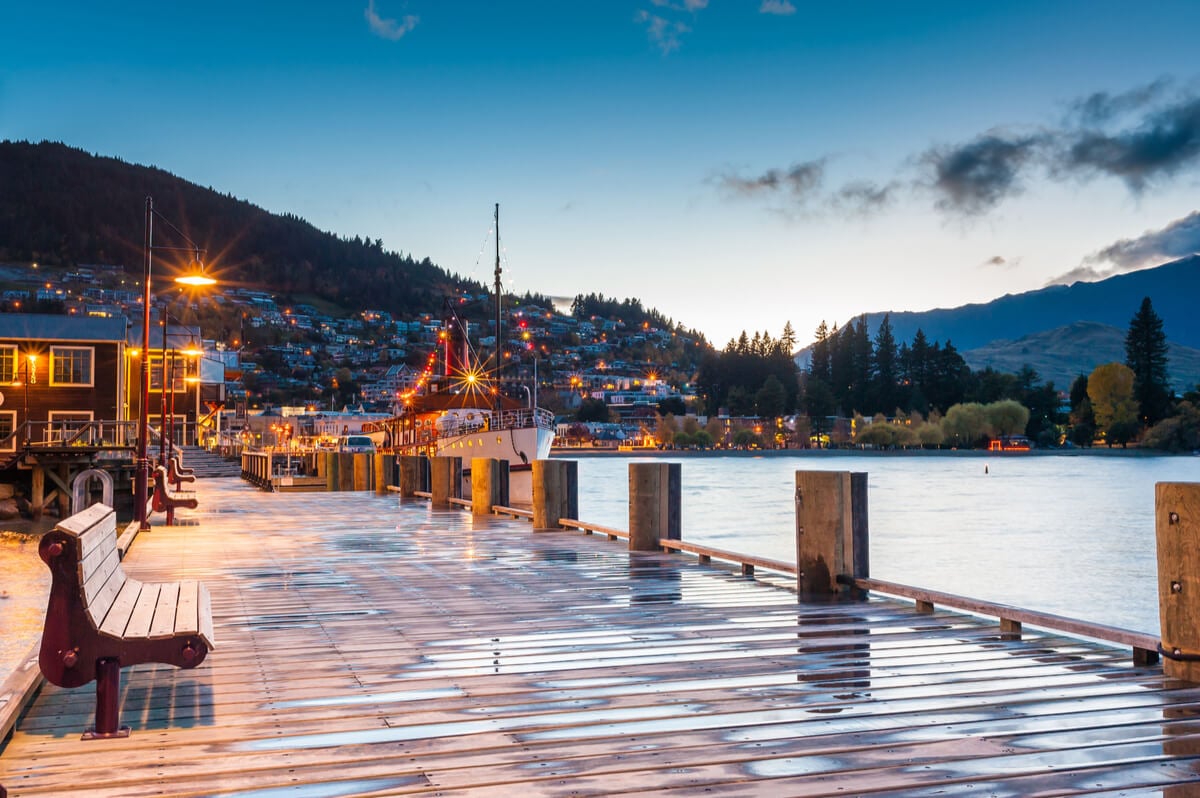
[570,453,1200,635]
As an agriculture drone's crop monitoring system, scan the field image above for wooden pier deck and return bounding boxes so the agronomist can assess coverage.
[4,478,1200,796]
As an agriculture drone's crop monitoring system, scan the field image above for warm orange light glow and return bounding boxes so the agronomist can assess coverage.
[175,273,216,287]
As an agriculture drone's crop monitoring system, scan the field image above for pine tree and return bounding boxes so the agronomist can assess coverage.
[1124,296,1171,425]
[873,314,898,413]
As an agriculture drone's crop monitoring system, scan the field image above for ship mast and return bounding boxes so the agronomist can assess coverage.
[493,202,502,415]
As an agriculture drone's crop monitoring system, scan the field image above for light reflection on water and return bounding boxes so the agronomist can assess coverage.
[570,452,1200,635]
[0,533,49,679]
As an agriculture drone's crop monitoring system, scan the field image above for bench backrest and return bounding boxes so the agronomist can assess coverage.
[55,504,123,629]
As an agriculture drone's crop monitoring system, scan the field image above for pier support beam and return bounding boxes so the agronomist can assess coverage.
[430,456,462,508]
[794,471,869,599]
[374,453,394,494]
[532,460,577,532]
[1157,483,1200,681]
[628,462,681,552]
[398,456,422,497]
[471,458,508,515]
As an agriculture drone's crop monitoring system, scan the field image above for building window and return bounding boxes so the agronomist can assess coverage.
[50,346,94,387]
[0,346,15,384]
[0,410,14,451]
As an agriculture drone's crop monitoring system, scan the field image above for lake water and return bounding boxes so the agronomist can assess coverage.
[0,530,50,683]
[2,452,1196,681]
[567,451,1200,636]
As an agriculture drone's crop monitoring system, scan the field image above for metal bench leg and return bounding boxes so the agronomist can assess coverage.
[83,657,130,739]
[166,505,175,525]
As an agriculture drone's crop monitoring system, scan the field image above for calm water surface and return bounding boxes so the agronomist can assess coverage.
[569,452,1200,635]
[0,532,49,680]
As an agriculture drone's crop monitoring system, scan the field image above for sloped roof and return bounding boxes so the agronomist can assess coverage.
[0,312,128,343]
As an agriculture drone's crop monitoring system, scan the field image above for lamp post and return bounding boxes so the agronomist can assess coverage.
[136,196,215,531]
[21,353,36,449]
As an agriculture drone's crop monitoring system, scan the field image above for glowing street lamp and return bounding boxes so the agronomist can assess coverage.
[135,196,216,531]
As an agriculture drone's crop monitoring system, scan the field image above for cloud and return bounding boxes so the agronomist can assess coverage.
[636,10,691,54]
[716,159,827,201]
[1069,79,1171,127]
[1062,96,1200,191]
[651,0,708,10]
[365,0,418,41]
[832,180,898,215]
[920,133,1047,215]
[981,255,1020,269]
[760,0,796,14]
[1085,210,1200,271]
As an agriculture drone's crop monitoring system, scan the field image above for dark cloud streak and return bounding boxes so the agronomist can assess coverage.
[1063,97,1200,191]
[921,133,1046,215]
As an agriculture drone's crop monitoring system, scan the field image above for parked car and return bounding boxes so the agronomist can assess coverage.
[337,435,375,453]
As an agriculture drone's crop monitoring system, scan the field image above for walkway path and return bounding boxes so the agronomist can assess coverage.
[3,477,1200,795]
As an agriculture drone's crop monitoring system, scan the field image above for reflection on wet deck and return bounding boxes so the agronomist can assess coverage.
[3,478,1200,796]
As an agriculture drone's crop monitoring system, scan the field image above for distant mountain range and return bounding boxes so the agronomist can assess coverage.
[961,321,1200,391]
[856,255,1200,351]
[836,256,1200,391]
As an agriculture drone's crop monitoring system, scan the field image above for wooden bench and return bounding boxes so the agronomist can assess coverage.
[167,452,196,487]
[153,465,198,525]
[38,503,214,738]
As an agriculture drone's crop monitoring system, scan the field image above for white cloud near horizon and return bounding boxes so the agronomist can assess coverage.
[365,0,418,41]
[760,0,797,15]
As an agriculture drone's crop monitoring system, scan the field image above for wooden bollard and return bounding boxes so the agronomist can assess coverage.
[628,462,681,551]
[353,453,371,491]
[325,452,338,492]
[532,460,561,531]
[471,458,507,515]
[336,453,354,492]
[398,455,421,497]
[1157,483,1200,681]
[532,460,577,531]
[430,456,461,507]
[795,471,869,599]
[375,453,394,494]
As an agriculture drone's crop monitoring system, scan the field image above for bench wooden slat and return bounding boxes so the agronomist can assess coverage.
[124,583,161,639]
[149,583,180,639]
[98,579,144,639]
[198,583,215,649]
[60,503,116,557]
[82,548,126,629]
[174,580,199,636]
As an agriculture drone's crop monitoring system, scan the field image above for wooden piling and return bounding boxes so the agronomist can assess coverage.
[628,462,681,551]
[471,458,507,515]
[352,453,370,492]
[794,470,869,599]
[430,456,461,507]
[374,453,391,494]
[398,456,420,497]
[1157,482,1200,681]
[532,460,562,531]
[325,452,338,492]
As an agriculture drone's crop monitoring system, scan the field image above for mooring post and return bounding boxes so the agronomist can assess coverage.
[430,456,461,507]
[628,462,681,551]
[325,451,338,492]
[376,453,395,494]
[532,459,562,531]
[1157,482,1200,681]
[352,453,371,491]
[398,455,419,497]
[795,470,869,599]
[472,457,506,515]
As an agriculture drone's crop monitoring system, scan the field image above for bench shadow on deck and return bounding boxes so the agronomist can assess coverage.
[4,478,1200,796]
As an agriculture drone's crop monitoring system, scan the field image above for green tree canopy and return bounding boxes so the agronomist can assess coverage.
[1125,296,1171,425]
[1088,362,1139,446]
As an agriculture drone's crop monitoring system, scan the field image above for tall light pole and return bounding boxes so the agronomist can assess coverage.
[136,196,215,531]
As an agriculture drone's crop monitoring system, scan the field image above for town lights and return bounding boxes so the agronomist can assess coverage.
[135,196,216,531]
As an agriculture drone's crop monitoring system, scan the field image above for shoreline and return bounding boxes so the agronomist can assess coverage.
[552,446,1175,458]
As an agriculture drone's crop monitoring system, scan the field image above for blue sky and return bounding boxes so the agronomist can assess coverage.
[4,1,1200,346]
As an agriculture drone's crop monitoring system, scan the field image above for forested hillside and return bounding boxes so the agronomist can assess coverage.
[0,140,463,314]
